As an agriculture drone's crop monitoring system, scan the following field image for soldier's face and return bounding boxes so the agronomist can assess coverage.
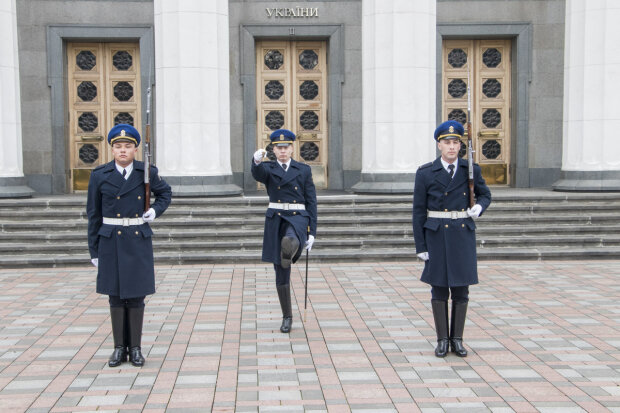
[274,144,293,163]
[112,141,138,167]
[437,138,461,163]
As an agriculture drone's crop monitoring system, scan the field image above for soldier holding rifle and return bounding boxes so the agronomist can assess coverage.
[252,129,317,333]
[412,120,491,358]
[87,123,171,367]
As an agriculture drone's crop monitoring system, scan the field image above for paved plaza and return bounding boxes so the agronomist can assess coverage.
[1,261,620,412]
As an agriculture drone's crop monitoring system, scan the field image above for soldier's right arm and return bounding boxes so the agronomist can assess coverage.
[251,159,270,184]
[86,169,103,258]
[412,166,430,253]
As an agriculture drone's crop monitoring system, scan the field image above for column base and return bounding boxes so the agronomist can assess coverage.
[351,173,415,194]
[553,170,620,191]
[0,177,35,198]
[164,175,242,197]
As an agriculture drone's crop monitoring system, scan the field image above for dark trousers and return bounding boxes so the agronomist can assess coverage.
[109,295,145,308]
[274,223,298,285]
[431,286,469,303]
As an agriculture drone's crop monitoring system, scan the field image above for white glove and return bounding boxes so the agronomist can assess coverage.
[253,149,266,164]
[467,204,482,219]
[417,252,429,261]
[142,208,156,223]
[91,258,98,267]
[305,235,315,251]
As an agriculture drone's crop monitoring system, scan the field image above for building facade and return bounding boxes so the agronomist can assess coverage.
[1,0,618,197]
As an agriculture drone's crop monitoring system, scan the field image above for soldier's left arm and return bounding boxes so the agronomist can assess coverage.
[86,170,103,258]
[149,165,172,217]
[303,166,318,236]
[473,164,492,215]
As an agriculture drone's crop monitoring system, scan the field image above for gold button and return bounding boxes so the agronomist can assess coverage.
[295,186,298,190]
[117,213,121,217]
[293,200,297,203]
[462,209,465,211]
[444,209,448,212]
[462,224,465,227]
[135,214,139,217]
[278,212,281,216]
[445,224,449,228]
[116,196,120,200]
[278,186,281,189]
[293,212,296,215]
[445,192,448,196]
[278,200,281,202]
[117,230,121,235]
[135,231,139,235]
[464,192,466,196]
[138,196,141,200]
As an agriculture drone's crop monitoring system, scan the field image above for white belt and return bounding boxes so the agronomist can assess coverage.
[102,217,145,226]
[268,202,305,211]
[427,210,469,219]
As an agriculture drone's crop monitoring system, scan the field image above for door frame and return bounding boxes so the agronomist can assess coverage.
[240,24,344,192]
[47,25,154,194]
[436,23,532,187]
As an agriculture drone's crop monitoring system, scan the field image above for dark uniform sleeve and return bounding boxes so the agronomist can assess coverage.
[412,165,430,254]
[149,165,172,217]
[251,160,270,184]
[304,166,318,237]
[86,168,103,259]
[473,163,492,215]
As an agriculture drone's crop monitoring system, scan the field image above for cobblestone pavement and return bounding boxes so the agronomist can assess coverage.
[1,261,620,412]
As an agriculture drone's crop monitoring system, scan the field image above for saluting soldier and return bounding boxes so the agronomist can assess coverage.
[87,124,172,367]
[252,129,317,333]
[412,120,491,358]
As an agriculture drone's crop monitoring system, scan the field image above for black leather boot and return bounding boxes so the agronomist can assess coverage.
[127,307,145,367]
[108,307,128,367]
[431,300,449,357]
[277,284,293,333]
[450,300,468,357]
[280,236,299,269]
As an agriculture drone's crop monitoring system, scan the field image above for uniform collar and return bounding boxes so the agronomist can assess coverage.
[115,161,134,179]
[440,158,458,173]
[277,159,291,170]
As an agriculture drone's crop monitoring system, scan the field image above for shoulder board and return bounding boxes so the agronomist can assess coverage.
[418,162,433,170]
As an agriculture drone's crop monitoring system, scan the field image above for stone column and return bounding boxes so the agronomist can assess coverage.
[352,0,436,193]
[0,0,33,197]
[553,0,620,190]
[154,0,241,195]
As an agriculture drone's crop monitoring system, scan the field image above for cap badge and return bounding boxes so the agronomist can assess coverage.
[279,134,284,141]
[448,126,454,133]
[120,129,126,137]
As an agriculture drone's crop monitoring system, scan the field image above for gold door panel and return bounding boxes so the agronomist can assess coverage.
[256,40,328,189]
[67,42,141,191]
[442,39,511,185]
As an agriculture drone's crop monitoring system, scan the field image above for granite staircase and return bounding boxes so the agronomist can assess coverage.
[0,189,619,267]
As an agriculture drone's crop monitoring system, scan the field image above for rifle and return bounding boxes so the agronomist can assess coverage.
[304,226,309,322]
[466,67,475,208]
[143,72,152,212]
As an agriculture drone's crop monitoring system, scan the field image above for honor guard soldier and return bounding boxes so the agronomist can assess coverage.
[412,120,491,358]
[252,129,317,333]
[87,124,172,367]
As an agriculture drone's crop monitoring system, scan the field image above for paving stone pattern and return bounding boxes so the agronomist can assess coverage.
[1,261,620,412]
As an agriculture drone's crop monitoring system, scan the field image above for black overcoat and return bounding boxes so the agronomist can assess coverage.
[251,159,317,265]
[87,160,172,299]
[412,157,491,287]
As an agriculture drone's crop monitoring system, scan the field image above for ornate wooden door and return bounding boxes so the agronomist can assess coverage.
[443,39,512,185]
[255,40,328,189]
[67,42,141,191]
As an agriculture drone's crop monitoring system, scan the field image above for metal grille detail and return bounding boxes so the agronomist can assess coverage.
[448,109,467,125]
[299,50,318,70]
[113,81,133,101]
[76,51,96,70]
[112,51,133,71]
[79,144,99,164]
[483,79,501,98]
[300,111,318,130]
[264,50,284,70]
[482,140,501,159]
[448,79,467,98]
[114,112,134,126]
[265,143,276,161]
[78,112,98,132]
[482,48,502,68]
[301,142,319,161]
[77,81,97,101]
[459,141,467,158]
[265,111,284,130]
[447,48,467,68]
[265,80,284,100]
[482,109,501,128]
[300,80,318,100]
